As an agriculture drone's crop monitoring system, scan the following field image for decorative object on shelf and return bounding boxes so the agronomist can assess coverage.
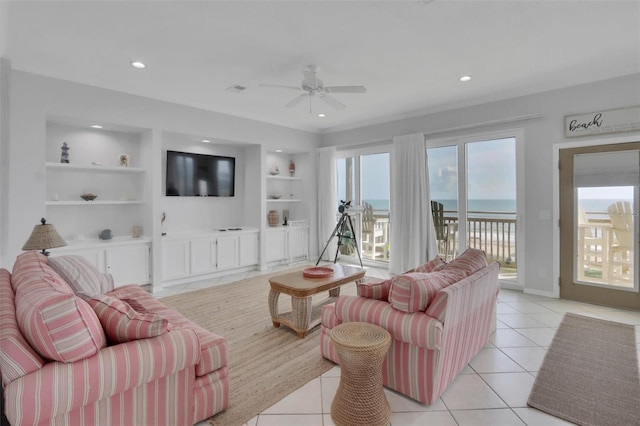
[118,153,130,167]
[302,266,334,278]
[269,164,280,175]
[132,226,142,238]
[51,192,59,201]
[289,160,295,176]
[269,193,282,199]
[80,193,97,201]
[60,142,70,163]
[98,229,113,240]
[268,210,279,227]
[22,218,67,256]
[91,161,102,166]
[283,209,289,226]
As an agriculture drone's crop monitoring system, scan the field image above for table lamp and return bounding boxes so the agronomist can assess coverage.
[22,217,67,256]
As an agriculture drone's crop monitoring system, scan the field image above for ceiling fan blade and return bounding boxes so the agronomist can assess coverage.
[285,93,309,108]
[259,83,302,91]
[324,86,367,94]
[320,94,346,110]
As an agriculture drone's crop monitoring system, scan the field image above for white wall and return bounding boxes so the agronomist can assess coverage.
[2,69,319,268]
[320,73,640,296]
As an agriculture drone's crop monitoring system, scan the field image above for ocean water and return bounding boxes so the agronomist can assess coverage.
[364,199,517,217]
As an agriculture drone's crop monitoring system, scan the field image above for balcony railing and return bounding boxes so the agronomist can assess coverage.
[360,210,517,271]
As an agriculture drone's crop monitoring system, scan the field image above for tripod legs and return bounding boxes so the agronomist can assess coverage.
[316,213,363,268]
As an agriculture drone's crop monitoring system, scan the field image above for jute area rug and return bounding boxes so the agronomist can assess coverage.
[527,313,640,426]
[159,267,358,426]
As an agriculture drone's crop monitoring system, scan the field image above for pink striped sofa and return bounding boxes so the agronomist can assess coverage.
[320,249,500,405]
[0,252,229,425]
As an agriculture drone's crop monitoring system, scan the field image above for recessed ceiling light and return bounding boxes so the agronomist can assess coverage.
[90,124,103,129]
[318,113,326,118]
[131,61,146,69]
[275,149,283,153]
[201,139,211,143]
[459,75,472,82]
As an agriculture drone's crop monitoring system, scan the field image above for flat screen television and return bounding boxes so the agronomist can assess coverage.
[165,150,235,197]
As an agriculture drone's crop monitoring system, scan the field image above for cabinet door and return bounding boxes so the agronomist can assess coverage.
[163,240,191,281]
[216,235,239,270]
[190,238,216,275]
[106,244,150,287]
[266,229,287,263]
[239,233,259,266]
[51,248,105,272]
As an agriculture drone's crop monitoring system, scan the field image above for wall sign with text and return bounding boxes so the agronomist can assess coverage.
[564,106,640,138]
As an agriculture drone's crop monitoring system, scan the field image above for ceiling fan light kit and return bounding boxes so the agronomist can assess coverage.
[260,65,366,112]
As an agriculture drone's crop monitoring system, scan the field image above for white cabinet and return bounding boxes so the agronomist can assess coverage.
[51,238,151,287]
[106,244,150,286]
[239,233,259,266]
[190,238,216,275]
[266,221,309,264]
[162,240,190,281]
[216,234,240,270]
[266,228,288,263]
[161,229,259,284]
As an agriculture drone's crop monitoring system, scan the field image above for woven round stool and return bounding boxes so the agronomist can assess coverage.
[330,322,392,426]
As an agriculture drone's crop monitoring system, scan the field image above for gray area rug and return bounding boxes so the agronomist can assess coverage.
[527,313,640,426]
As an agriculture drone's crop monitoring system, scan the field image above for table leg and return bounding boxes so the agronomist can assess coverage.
[268,289,281,328]
[329,287,341,298]
[292,295,313,338]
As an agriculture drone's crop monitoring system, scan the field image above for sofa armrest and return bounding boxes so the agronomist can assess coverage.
[333,295,443,350]
[4,329,200,425]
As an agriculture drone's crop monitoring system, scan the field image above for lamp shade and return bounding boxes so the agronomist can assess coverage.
[22,218,67,255]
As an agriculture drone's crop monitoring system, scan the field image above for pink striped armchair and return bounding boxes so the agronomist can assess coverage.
[320,249,499,405]
[0,252,229,425]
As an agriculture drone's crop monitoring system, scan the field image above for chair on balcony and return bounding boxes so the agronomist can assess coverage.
[431,201,456,261]
[362,202,386,260]
[607,201,634,283]
[577,206,609,281]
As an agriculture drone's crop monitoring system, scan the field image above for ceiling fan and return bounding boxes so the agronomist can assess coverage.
[259,65,366,110]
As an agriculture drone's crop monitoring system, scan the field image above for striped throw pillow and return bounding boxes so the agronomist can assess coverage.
[357,277,392,301]
[87,294,172,344]
[407,257,446,273]
[48,255,114,298]
[443,248,487,276]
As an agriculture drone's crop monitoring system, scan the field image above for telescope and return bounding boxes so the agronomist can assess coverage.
[338,200,365,214]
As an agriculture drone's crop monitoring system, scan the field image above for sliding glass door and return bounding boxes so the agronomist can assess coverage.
[428,131,522,284]
[337,148,390,264]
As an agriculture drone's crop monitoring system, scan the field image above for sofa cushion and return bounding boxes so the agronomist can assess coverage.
[388,272,453,313]
[12,251,106,363]
[87,294,172,344]
[407,256,446,273]
[107,285,228,377]
[356,277,392,301]
[48,255,114,298]
[443,248,487,276]
[0,268,44,385]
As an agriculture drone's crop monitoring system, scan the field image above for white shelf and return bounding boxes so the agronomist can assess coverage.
[46,200,145,206]
[266,175,302,181]
[46,162,146,173]
[266,199,302,203]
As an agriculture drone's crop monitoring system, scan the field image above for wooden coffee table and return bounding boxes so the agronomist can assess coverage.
[268,264,366,338]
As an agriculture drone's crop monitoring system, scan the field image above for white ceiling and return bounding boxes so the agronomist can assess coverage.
[5,1,640,133]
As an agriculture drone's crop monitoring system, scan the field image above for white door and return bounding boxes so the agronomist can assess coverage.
[266,228,287,263]
[106,244,150,286]
[239,233,259,266]
[162,240,190,281]
[216,235,239,270]
[190,238,216,275]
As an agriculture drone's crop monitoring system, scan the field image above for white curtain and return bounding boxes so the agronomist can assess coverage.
[389,133,438,274]
[317,147,338,261]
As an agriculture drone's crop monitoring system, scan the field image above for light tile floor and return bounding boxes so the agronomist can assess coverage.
[157,263,640,426]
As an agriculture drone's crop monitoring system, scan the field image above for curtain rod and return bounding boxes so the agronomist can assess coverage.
[335,113,546,150]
